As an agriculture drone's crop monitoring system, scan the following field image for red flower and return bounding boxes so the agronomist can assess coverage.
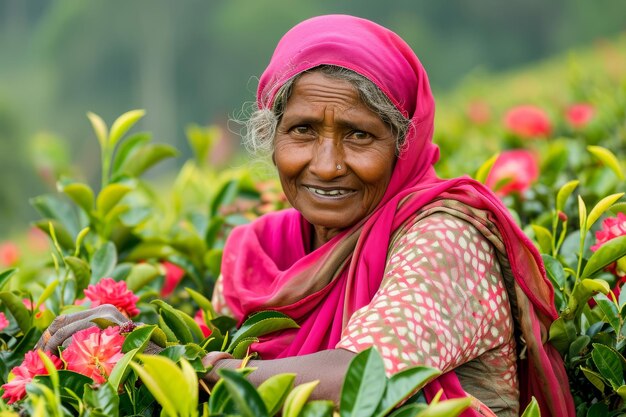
[1,350,62,404]
[61,326,125,384]
[466,100,491,125]
[0,312,9,331]
[566,103,595,129]
[194,310,212,338]
[160,261,185,297]
[84,278,140,317]
[485,150,539,197]
[504,105,552,138]
[0,242,20,267]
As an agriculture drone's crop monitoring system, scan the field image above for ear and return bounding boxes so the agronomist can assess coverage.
[271,152,276,166]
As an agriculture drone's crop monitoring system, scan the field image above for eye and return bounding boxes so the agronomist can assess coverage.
[347,130,373,141]
[291,125,314,136]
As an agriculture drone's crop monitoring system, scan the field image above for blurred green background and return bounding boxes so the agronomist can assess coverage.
[0,0,624,238]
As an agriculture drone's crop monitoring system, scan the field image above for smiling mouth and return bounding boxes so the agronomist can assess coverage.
[305,186,354,197]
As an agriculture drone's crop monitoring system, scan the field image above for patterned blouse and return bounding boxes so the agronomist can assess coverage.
[213,212,519,416]
[336,212,518,416]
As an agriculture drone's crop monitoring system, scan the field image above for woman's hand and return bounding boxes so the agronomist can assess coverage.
[36,304,129,352]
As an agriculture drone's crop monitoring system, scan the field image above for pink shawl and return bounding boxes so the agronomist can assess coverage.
[220,15,574,416]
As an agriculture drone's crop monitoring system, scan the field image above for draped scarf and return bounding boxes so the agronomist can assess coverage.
[220,14,574,417]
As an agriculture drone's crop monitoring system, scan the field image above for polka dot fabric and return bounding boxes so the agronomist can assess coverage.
[337,213,518,415]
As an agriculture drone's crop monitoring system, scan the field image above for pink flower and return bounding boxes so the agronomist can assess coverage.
[194,310,212,338]
[466,100,491,125]
[566,103,595,129]
[27,227,50,253]
[485,150,539,197]
[504,105,552,138]
[0,242,20,267]
[61,326,125,384]
[0,312,9,331]
[84,278,139,317]
[160,261,185,297]
[22,299,46,319]
[591,213,626,298]
[1,350,62,404]
[592,213,626,252]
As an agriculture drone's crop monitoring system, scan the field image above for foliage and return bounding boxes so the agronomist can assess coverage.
[0,29,625,417]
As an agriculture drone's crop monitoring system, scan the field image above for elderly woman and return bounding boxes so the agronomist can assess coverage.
[206,15,575,417]
[40,15,574,417]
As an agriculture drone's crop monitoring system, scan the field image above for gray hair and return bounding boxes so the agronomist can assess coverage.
[243,65,410,155]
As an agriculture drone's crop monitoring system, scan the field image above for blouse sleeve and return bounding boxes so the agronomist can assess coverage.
[211,275,234,318]
[336,212,515,375]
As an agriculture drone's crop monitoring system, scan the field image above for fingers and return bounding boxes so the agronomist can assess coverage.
[44,320,96,352]
[36,304,130,352]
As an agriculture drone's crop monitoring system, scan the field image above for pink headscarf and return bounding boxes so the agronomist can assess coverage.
[221,15,574,416]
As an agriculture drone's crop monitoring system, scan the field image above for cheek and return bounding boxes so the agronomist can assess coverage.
[349,152,395,188]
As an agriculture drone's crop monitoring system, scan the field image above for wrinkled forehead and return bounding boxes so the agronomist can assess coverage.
[257,15,423,119]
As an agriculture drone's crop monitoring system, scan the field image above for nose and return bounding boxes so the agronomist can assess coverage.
[309,137,345,180]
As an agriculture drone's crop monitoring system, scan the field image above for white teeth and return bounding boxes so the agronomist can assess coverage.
[307,187,350,196]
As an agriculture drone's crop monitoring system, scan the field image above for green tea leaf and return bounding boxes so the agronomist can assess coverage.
[474,153,499,184]
[122,325,157,353]
[152,300,194,344]
[186,287,217,319]
[299,400,334,417]
[520,397,540,417]
[556,180,579,213]
[413,397,471,416]
[90,241,117,281]
[232,339,258,360]
[111,132,151,176]
[125,263,161,292]
[542,254,566,289]
[616,385,626,402]
[65,256,91,296]
[582,235,626,278]
[61,182,95,214]
[387,404,428,417]
[117,143,178,177]
[531,225,552,254]
[591,343,624,389]
[108,348,140,392]
[283,380,319,417]
[588,145,625,181]
[34,219,74,251]
[594,294,620,335]
[219,368,269,417]
[229,311,299,349]
[568,335,590,359]
[257,373,296,417]
[131,354,193,417]
[578,195,587,231]
[109,109,145,148]
[0,268,17,290]
[96,183,132,216]
[580,367,606,392]
[610,202,626,215]
[0,291,31,332]
[587,193,624,230]
[87,112,109,150]
[340,348,386,417]
[35,280,59,312]
[374,366,441,417]
[548,317,577,355]
[83,382,120,417]
[567,279,610,319]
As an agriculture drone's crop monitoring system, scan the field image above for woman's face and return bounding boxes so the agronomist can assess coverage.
[274,71,397,243]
